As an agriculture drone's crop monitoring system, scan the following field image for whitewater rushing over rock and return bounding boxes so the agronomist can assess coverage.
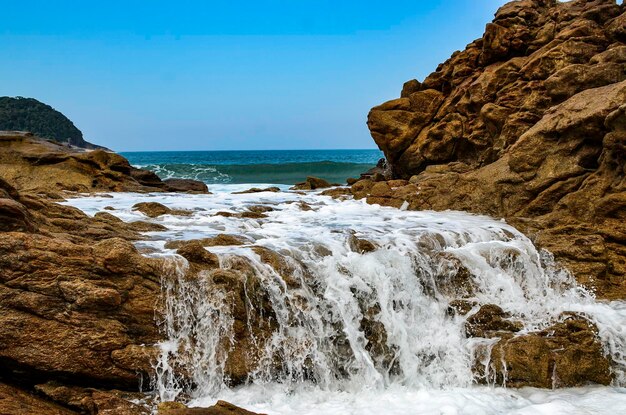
[64,185,626,414]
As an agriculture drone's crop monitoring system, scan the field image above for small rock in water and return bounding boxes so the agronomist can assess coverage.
[240,211,268,219]
[127,221,168,232]
[465,304,523,338]
[176,241,219,267]
[163,178,210,194]
[232,187,280,194]
[290,176,333,190]
[132,202,192,218]
[132,202,171,218]
[320,187,352,199]
[165,234,248,250]
[247,205,274,213]
[158,400,265,415]
[348,234,377,253]
[484,314,612,388]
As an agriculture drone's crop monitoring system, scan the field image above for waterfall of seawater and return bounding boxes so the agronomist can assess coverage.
[142,197,625,400]
[62,188,626,413]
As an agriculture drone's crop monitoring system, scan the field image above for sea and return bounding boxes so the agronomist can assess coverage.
[121,149,383,185]
[62,149,626,414]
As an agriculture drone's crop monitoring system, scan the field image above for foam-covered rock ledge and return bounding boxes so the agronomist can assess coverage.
[359,0,626,299]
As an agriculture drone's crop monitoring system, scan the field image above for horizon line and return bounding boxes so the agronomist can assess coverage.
[118,147,382,153]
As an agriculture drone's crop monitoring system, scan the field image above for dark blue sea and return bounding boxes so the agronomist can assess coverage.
[121,149,383,185]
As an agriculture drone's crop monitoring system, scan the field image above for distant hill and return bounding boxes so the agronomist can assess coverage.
[0,97,103,149]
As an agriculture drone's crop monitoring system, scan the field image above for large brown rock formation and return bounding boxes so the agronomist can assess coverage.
[362,0,626,299]
[0,131,208,195]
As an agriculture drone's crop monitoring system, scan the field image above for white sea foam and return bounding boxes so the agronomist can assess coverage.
[63,185,626,414]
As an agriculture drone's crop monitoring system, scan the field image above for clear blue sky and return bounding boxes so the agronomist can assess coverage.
[1,0,507,151]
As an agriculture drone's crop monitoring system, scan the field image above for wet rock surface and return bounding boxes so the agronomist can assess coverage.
[290,176,334,190]
[158,400,265,415]
[132,201,192,218]
[473,314,612,388]
[232,187,280,194]
[0,178,167,413]
[1,1,625,412]
[163,178,210,194]
[361,0,626,300]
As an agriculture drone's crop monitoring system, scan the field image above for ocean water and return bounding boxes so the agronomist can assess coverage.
[121,149,383,185]
[63,186,626,415]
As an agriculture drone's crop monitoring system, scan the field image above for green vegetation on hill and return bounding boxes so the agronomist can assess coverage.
[0,96,100,148]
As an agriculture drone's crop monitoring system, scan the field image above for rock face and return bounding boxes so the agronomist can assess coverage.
[0,132,208,195]
[0,177,166,413]
[0,148,248,413]
[363,0,626,299]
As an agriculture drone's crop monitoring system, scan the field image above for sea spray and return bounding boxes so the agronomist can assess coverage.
[62,188,626,413]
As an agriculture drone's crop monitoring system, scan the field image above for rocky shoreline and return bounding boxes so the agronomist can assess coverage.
[359,0,626,300]
[0,134,255,414]
[1,0,625,413]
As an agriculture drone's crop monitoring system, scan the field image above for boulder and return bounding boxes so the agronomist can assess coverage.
[130,167,165,188]
[464,304,523,338]
[0,133,208,195]
[132,202,172,218]
[163,178,210,194]
[290,176,333,190]
[132,202,192,218]
[478,315,612,388]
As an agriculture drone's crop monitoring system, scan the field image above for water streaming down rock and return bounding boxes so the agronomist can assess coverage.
[113,190,626,403]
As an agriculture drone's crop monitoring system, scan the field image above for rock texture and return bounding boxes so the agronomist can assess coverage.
[361,0,626,299]
[158,400,264,415]
[0,132,208,195]
[163,178,210,194]
[0,139,212,413]
[0,176,166,413]
[472,313,611,388]
[290,176,334,190]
